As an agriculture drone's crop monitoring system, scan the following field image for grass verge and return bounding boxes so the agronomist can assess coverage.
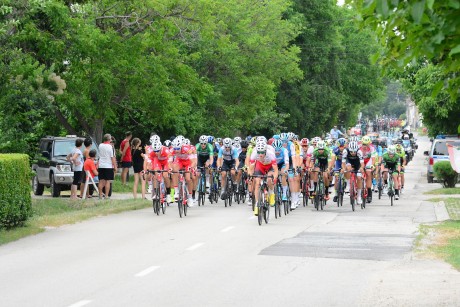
[0,198,150,246]
[424,187,460,195]
[417,198,460,270]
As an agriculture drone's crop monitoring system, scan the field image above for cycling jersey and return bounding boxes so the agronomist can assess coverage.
[238,149,247,169]
[275,147,289,168]
[332,146,345,170]
[218,147,238,161]
[149,146,171,170]
[294,140,301,156]
[195,143,213,167]
[250,149,277,175]
[342,149,364,170]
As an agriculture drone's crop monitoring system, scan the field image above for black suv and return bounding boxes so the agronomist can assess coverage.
[32,136,98,197]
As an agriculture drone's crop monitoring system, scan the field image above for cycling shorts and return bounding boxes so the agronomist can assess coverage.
[174,159,191,170]
[221,159,236,172]
[152,158,169,171]
[254,161,274,176]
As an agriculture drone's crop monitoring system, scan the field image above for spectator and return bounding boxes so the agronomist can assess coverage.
[82,149,99,198]
[98,133,117,199]
[69,139,84,199]
[330,125,345,139]
[120,131,133,185]
[82,137,93,160]
[131,138,146,199]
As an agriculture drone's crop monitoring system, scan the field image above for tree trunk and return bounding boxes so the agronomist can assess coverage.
[93,119,104,145]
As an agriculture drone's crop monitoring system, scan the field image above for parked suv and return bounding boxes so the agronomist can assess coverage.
[32,136,98,197]
[424,135,460,183]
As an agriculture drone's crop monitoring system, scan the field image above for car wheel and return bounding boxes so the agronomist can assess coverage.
[50,173,61,197]
[33,174,44,195]
[427,175,434,183]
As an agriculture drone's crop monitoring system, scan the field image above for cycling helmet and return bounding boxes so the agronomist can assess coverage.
[325,139,333,146]
[172,138,182,149]
[273,134,280,140]
[233,142,241,150]
[208,136,214,143]
[149,134,160,144]
[272,139,283,149]
[223,138,232,148]
[216,137,222,143]
[234,136,242,143]
[246,135,252,141]
[183,138,191,145]
[317,140,326,149]
[294,134,299,141]
[349,136,359,143]
[176,135,184,142]
[312,136,321,145]
[199,135,208,144]
[250,137,256,146]
[372,139,379,146]
[280,133,288,141]
[164,140,171,147]
[395,144,403,153]
[348,141,359,152]
[362,136,371,145]
[256,143,267,152]
[287,132,295,141]
[337,138,347,147]
[403,135,409,140]
[267,138,275,145]
[152,141,162,152]
[256,136,267,144]
[388,145,396,154]
[300,138,309,146]
[240,140,249,148]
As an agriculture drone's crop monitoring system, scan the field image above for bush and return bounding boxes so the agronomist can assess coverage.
[433,161,459,188]
[0,154,32,229]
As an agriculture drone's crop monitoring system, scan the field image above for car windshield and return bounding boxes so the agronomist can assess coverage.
[54,140,99,156]
[433,141,460,156]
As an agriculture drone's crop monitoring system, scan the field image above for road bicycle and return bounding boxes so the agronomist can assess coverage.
[220,169,234,207]
[274,174,285,219]
[301,169,311,207]
[171,170,190,218]
[235,169,248,204]
[382,170,396,206]
[312,169,327,211]
[345,170,362,212]
[148,170,169,215]
[209,167,220,204]
[249,174,273,226]
[196,166,208,207]
[335,170,346,207]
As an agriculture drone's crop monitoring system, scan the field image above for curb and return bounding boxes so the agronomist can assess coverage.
[434,201,450,222]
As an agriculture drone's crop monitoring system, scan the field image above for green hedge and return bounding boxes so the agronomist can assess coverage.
[434,161,459,188]
[0,154,32,229]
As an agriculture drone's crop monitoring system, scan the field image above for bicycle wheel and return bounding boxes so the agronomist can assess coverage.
[264,198,270,224]
[258,189,264,226]
[275,183,281,219]
[178,182,183,218]
[161,196,167,214]
[153,188,160,215]
[228,181,233,207]
[319,181,324,211]
[361,189,365,210]
[336,177,341,207]
[242,178,247,203]
[286,187,291,214]
[350,179,355,212]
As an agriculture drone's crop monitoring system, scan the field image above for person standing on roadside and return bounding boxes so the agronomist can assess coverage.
[120,131,133,185]
[82,149,99,198]
[80,137,93,197]
[330,125,345,140]
[131,138,146,199]
[98,134,117,199]
[69,139,84,199]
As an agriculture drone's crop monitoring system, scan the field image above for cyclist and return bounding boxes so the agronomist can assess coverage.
[149,140,172,202]
[341,141,365,206]
[273,139,290,204]
[248,142,278,216]
[291,133,302,206]
[171,137,195,206]
[360,136,376,203]
[195,135,214,201]
[381,145,401,200]
[311,140,332,201]
[331,138,347,202]
[217,138,239,200]
[395,143,406,192]
[235,140,249,193]
[281,133,299,206]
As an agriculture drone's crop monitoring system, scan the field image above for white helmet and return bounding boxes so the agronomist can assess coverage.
[388,145,396,154]
[172,138,182,149]
[233,142,241,150]
[199,135,208,144]
[348,141,359,152]
[164,140,171,147]
[150,134,160,144]
[256,136,267,144]
[176,135,185,143]
[311,137,320,145]
[349,136,359,143]
[256,143,267,152]
[234,136,242,143]
[152,141,162,152]
[317,140,325,149]
[287,132,295,141]
[403,135,409,140]
[223,138,232,148]
[183,138,190,145]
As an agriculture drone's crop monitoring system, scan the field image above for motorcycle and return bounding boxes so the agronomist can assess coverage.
[403,140,413,163]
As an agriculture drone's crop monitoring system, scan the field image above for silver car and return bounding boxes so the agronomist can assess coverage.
[424,137,460,183]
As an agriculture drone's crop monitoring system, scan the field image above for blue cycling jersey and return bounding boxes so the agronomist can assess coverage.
[275,148,289,165]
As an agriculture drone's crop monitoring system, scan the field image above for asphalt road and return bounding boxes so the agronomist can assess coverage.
[1,135,459,307]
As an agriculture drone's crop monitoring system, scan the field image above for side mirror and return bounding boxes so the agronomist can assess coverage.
[41,151,50,159]
[423,151,429,156]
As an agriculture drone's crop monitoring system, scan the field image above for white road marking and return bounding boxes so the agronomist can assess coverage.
[135,266,160,277]
[221,226,235,232]
[68,300,92,307]
[186,242,204,251]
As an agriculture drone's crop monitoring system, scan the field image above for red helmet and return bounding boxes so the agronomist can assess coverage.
[267,138,275,145]
[300,138,309,146]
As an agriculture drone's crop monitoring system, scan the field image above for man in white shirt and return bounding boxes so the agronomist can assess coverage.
[330,126,345,140]
[98,133,117,199]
